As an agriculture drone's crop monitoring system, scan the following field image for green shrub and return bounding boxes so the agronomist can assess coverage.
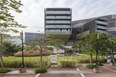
[0,57,50,68]
[98,63,104,66]
[78,59,90,63]
[0,68,11,73]
[35,67,47,73]
[60,61,76,68]
[78,58,105,63]
[86,65,95,69]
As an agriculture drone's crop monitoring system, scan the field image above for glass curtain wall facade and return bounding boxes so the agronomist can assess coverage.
[25,32,46,45]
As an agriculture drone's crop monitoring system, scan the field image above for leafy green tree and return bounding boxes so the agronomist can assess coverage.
[2,42,21,55]
[0,0,26,69]
[107,38,116,60]
[28,37,65,67]
[27,37,49,68]
[73,33,108,65]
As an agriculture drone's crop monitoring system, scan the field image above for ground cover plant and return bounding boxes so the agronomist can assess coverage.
[35,67,47,73]
[98,63,104,66]
[86,65,95,69]
[0,68,11,73]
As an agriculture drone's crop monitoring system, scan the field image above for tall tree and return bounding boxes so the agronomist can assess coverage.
[107,38,116,60]
[0,0,26,69]
[29,37,49,67]
[73,33,108,65]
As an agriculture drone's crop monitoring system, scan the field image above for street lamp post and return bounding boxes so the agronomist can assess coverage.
[20,31,24,68]
[110,42,114,66]
[93,33,99,73]
[19,31,26,73]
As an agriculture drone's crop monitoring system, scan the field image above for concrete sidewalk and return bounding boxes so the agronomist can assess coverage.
[1,64,116,77]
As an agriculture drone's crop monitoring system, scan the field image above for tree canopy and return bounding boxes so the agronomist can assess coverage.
[0,0,26,69]
[0,0,26,33]
[73,33,109,54]
[2,42,21,55]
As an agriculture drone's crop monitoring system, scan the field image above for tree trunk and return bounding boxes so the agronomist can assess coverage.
[0,33,4,69]
[102,53,104,62]
[40,47,42,68]
[90,45,92,65]
[98,54,100,63]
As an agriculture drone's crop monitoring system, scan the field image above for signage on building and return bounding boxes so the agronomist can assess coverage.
[50,54,57,64]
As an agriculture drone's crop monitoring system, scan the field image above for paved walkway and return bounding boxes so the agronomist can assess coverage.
[1,64,116,77]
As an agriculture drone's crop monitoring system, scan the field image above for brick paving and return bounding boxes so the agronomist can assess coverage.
[85,73,116,77]
[48,68,76,71]
[39,74,81,77]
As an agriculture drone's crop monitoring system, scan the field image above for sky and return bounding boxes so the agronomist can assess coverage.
[11,0,116,36]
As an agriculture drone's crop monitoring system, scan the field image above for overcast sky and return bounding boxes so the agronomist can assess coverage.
[11,0,116,36]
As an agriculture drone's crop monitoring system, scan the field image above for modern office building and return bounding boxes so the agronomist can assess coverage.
[69,18,108,40]
[44,8,72,40]
[70,14,116,40]
[81,18,108,36]
[25,32,46,45]
[44,8,116,44]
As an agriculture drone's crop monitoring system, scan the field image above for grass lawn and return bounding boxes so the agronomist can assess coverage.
[0,55,104,68]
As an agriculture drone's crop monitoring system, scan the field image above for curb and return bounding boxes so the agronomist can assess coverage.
[0,73,36,76]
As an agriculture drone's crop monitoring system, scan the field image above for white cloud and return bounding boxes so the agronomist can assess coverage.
[10,0,116,35]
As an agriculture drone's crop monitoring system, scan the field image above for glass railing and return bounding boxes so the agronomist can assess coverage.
[46,11,71,14]
[45,25,71,28]
[45,31,71,35]
[46,16,71,19]
[97,25,108,30]
[46,21,71,24]
[97,30,108,34]
[96,21,108,25]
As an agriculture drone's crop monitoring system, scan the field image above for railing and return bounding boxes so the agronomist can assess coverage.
[46,21,71,24]
[46,11,71,14]
[97,25,108,30]
[45,31,71,35]
[97,30,108,34]
[96,20,108,25]
[46,16,71,19]
[45,25,71,28]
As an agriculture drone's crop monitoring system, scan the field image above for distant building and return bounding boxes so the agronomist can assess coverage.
[25,32,46,45]
[5,38,21,45]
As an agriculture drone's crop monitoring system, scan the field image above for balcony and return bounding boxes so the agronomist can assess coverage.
[97,30,108,34]
[97,25,108,30]
[96,20,108,25]
[45,11,71,14]
[45,25,71,28]
[46,21,71,24]
[45,31,71,35]
[46,16,71,19]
